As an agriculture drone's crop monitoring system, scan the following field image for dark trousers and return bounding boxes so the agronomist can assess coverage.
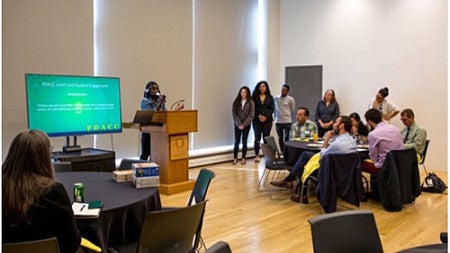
[285,151,315,182]
[140,133,151,160]
[253,120,272,156]
[275,123,292,152]
[233,125,251,159]
[318,125,333,138]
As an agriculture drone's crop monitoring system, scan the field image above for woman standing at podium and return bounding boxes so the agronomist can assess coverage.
[140,81,167,160]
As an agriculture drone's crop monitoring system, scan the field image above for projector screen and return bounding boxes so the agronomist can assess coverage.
[26,73,122,137]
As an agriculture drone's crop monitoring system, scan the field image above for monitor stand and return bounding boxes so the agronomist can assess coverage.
[63,136,82,153]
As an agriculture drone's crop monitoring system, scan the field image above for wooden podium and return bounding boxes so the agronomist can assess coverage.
[140,110,197,195]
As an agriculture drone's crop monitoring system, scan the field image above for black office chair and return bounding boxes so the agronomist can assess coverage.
[205,241,232,253]
[264,136,281,157]
[378,148,421,211]
[419,140,430,175]
[3,237,60,253]
[188,168,216,206]
[109,201,208,253]
[308,209,383,253]
[258,143,293,199]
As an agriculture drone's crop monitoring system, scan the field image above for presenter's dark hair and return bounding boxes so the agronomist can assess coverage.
[252,80,271,99]
[282,84,290,90]
[378,87,389,98]
[144,81,159,98]
[3,129,55,223]
[364,108,382,124]
[298,106,310,117]
[340,116,352,133]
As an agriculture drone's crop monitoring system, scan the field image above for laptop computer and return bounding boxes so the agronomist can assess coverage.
[132,110,155,125]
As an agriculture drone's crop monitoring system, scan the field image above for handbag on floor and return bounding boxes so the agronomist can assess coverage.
[421,173,447,193]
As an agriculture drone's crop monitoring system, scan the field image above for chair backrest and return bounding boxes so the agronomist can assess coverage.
[137,201,207,253]
[264,136,280,156]
[308,210,383,253]
[260,143,278,166]
[188,168,216,206]
[119,158,150,170]
[316,152,362,213]
[3,237,60,253]
[379,148,420,211]
[205,241,232,253]
[420,140,430,165]
[52,161,72,172]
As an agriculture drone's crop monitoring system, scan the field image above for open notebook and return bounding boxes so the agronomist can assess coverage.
[72,202,102,218]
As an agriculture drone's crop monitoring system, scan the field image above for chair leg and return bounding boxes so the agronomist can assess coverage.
[257,169,270,192]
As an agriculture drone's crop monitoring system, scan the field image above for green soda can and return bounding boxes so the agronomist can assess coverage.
[73,183,84,202]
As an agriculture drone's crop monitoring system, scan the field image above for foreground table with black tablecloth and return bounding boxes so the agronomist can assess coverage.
[56,172,162,252]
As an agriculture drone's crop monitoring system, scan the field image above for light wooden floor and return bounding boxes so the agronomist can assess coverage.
[160,160,448,253]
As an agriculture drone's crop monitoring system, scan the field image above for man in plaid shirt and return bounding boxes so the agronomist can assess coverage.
[289,107,318,140]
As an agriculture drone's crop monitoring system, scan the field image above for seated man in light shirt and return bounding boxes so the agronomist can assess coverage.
[288,107,317,140]
[400,108,427,161]
[271,116,357,204]
[361,108,403,199]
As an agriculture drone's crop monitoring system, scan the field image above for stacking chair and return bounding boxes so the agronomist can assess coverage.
[205,241,232,253]
[187,168,215,251]
[315,152,363,213]
[188,168,216,206]
[109,201,208,253]
[419,140,430,175]
[258,143,292,199]
[3,237,60,253]
[308,209,383,253]
[378,148,420,211]
[264,136,281,157]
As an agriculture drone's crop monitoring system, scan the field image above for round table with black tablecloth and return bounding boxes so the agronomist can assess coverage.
[56,172,162,252]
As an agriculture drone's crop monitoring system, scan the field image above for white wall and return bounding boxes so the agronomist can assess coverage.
[279,0,447,171]
[2,0,94,155]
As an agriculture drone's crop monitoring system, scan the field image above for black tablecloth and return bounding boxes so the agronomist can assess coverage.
[56,172,162,252]
[283,140,322,165]
[284,140,369,165]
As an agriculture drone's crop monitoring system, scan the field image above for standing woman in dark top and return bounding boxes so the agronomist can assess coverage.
[3,130,82,253]
[232,86,255,165]
[252,80,275,162]
[315,89,340,137]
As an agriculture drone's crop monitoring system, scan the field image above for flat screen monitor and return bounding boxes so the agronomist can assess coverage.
[26,73,122,137]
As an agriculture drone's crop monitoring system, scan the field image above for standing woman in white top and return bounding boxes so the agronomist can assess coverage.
[370,87,400,123]
[231,86,255,165]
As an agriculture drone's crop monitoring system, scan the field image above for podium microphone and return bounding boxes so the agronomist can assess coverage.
[171,99,185,110]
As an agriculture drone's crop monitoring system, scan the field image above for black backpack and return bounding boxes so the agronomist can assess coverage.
[421,173,447,193]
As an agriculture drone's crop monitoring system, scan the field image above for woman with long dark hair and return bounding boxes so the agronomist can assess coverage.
[3,130,82,253]
[252,80,275,162]
[231,86,255,165]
